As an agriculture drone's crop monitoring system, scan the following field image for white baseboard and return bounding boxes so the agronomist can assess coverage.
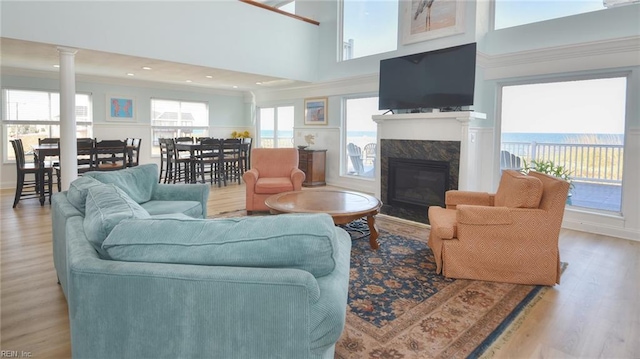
[563,218,640,242]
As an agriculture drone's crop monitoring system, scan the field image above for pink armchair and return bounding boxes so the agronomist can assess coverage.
[242,148,305,214]
[427,170,570,286]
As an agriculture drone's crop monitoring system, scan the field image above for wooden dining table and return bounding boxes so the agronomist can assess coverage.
[174,141,250,184]
[31,143,136,204]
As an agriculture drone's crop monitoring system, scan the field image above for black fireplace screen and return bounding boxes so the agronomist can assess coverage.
[388,158,450,209]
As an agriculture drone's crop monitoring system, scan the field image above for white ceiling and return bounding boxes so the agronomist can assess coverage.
[0,37,306,92]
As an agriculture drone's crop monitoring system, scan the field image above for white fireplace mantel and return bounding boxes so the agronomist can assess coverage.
[372,111,488,196]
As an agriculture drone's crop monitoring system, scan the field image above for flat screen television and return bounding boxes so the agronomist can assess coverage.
[378,42,477,111]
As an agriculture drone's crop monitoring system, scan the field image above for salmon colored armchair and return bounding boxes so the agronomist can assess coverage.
[242,148,305,214]
[427,170,570,286]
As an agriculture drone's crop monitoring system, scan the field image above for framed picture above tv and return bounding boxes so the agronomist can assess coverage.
[401,0,465,45]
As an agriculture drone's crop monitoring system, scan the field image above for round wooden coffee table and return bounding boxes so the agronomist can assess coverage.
[265,190,383,249]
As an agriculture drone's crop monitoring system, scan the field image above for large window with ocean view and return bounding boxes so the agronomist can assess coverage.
[258,106,294,149]
[344,96,382,178]
[500,77,627,213]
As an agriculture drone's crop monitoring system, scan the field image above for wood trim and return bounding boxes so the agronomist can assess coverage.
[238,0,320,26]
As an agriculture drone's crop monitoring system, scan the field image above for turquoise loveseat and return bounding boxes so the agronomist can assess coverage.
[51,164,351,359]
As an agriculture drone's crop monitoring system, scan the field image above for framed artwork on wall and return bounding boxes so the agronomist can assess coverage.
[401,0,465,45]
[304,98,328,125]
[106,94,136,122]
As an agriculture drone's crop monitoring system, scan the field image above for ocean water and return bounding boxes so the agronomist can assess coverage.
[502,133,624,145]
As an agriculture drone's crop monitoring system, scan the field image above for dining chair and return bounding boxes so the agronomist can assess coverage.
[93,140,128,171]
[53,138,96,190]
[158,138,171,183]
[192,138,224,186]
[10,139,54,208]
[165,139,191,183]
[222,138,243,184]
[240,137,252,172]
[125,138,142,167]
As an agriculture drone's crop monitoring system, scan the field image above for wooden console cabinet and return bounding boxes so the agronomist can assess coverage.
[298,149,326,187]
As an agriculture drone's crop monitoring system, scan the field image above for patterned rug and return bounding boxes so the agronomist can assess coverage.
[210,211,563,359]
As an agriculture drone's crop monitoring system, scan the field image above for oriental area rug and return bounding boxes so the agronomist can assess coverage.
[210,211,563,359]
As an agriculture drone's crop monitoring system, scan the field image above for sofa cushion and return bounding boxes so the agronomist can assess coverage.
[84,163,158,204]
[102,213,338,277]
[67,176,103,213]
[255,177,294,194]
[84,184,151,257]
[140,200,203,218]
[494,170,543,209]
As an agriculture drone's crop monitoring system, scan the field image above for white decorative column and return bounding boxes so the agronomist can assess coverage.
[57,47,78,191]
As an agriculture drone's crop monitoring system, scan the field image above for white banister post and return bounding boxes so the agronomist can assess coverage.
[57,47,78,191]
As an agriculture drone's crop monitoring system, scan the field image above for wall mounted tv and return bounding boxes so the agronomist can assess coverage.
[378,42,477,111]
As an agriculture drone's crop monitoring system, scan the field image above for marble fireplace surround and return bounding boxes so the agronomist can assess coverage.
[372,111,487,224]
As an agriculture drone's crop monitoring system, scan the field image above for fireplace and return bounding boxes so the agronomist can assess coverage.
[388,158,450,210]
[380,139,460,224]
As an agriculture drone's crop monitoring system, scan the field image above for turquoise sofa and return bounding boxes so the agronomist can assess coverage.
[51,164,351,359]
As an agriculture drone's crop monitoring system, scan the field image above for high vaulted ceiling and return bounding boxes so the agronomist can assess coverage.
[0,38,305,92]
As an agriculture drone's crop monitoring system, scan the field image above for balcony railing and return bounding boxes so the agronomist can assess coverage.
[501,141,624,184]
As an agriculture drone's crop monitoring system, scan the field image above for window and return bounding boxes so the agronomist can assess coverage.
[494,0,607,30]
[258,106,294,148]
[3,89,92,161]
[500,76,626,213]
[344,96,382,178]
[151,98,208,156]
[341,0,398,60]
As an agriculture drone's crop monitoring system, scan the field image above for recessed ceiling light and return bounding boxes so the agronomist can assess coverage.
[233,86,238,88]
[53,64,60,68]
[142,66,152,70]
[127,73,135,76]
[205,75,213,79]
[256,82,262,85]
[185,80,192,83]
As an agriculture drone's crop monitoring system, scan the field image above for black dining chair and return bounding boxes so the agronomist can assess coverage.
[93,140,128,171]
[191,138,224,186]
[10,139,54,208]
[222,138,243,184]
[125,138,142,167]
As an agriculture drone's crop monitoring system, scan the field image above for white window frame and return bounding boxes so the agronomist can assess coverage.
[342,94,381,179]
[256,104,295,149]
[2,88,93,163]
[339,0,399,62]
[150,98,209,157]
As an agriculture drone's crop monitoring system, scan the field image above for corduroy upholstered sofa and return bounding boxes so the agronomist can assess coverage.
[428,169,570,286]
[52,163,351,358]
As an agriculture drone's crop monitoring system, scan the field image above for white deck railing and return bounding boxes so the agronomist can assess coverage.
[501,141,624,184]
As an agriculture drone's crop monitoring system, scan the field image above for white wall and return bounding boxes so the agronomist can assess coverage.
[0,1,320,82]
[0,72,250,188]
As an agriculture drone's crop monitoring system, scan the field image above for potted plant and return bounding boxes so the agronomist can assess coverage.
[521,159,574,203]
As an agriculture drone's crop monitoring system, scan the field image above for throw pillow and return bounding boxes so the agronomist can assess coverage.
[494,170,543,208]
[84,184,151,257]
[84,163,158,204]
[102,213,339,277]
[67,176,104,213]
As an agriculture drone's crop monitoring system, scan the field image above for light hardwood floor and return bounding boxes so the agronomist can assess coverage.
[1,184,638,358]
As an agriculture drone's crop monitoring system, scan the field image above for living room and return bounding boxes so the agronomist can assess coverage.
[1,0,639,358]
[1,0,639,239]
